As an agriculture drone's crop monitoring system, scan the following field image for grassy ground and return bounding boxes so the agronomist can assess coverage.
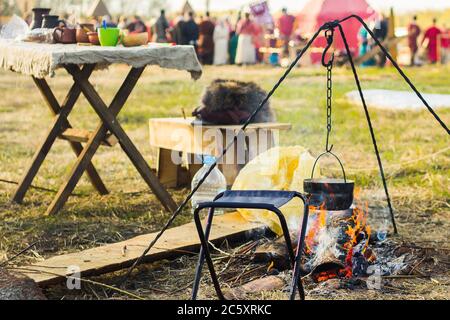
[0,63,449,299]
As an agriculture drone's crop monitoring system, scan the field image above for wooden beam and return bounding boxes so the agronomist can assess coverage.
[353,36,405,66]
[224,276,285,300]
[59,128,118,147]
[17,212,263,287]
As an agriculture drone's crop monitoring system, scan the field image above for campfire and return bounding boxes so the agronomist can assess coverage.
[305,199,376,283]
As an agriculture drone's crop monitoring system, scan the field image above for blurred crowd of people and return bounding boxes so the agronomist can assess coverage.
[407,16,449,66]
[358,15,449,67]
[87,8,299,66]
[147,8,299,66]
[68,8,449,67]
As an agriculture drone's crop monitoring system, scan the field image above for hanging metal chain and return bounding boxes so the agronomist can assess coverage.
[322,28,335,152]
[325,61,333,152]
[312,28,349,183]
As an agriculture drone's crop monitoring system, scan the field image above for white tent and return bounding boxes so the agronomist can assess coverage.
[88,0,111,17]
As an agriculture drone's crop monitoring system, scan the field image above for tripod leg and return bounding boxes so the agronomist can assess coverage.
[338,25,398,234]
[290,197,309,300]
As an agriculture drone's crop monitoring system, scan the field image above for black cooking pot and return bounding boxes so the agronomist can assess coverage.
[30,8,51,29]
[41,15,66,29]
[304,151,354,211]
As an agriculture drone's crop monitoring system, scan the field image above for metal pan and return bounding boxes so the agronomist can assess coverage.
[304,151,354,211]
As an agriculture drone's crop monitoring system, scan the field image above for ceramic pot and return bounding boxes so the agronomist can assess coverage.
[53,27,77,44]
[87,32,100,45]
[30,8,51,29]
[76,23,95,43]
[42,15,65,29]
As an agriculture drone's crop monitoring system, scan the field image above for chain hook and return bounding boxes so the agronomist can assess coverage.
[321,28,335,67]
[323,27,334,153]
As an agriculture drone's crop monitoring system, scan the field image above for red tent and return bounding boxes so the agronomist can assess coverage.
[297,0,378,62]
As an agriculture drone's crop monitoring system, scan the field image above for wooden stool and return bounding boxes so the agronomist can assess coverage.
[149,118,291,187]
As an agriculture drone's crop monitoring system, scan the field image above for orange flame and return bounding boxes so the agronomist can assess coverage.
[307,194,375,282]
[305,203,327,253]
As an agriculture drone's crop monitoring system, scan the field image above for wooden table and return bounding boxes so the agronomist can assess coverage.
[149,117,291,186]
[0,41,202,215]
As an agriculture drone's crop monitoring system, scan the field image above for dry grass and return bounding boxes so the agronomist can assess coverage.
[0,63,449,300]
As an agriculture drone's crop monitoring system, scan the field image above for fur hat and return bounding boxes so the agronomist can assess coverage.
[193,79,276,125]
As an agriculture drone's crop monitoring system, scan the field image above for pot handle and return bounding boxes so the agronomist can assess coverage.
[311,150,347,183]
[53,27,63,43]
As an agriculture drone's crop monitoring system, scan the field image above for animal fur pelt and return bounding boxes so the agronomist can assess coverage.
[192,79,276,125]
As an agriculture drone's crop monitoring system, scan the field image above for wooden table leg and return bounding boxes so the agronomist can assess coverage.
[45,65,176,215]
[65,65,177,213]
[11,65,108,204]
[33,71,108,196]
[31,70,106,196]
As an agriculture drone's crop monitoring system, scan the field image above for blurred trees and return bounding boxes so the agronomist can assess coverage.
[1,0,19,16]
[1,0,171,18]
[35,0,167,17]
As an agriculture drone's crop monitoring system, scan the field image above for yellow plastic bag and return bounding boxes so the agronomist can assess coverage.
[232,146,318,235]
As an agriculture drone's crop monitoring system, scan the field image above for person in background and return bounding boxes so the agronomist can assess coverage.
[277,7,296,57]
[213,18,230,65]
[225,17,233,33]
[359,25,375,67]
[235,12,257,65]
[127,16,146,33]
[373,14,388,67]
[253,22,264,63]
[154,9,169,43]
[181,12,199,47]
[198,12,215,64]
[441,25,449,64]
[117,16,128,29]
[407,15,421,66]
[422,18,442,64]
[228,12,241,64]
[102,15,117,28]
[170,12,185,44]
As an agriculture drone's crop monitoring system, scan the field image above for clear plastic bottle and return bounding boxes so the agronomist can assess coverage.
[191,156,227,215]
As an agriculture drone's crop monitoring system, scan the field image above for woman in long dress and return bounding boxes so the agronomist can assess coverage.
[235,13,257,65]
[198,13,215,65]
[422,18,442,64]
[213,19,230,65]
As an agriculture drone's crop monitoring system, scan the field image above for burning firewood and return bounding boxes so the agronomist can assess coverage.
[247,197,382,287]
[253,236,294,271]
[304,204,376,283]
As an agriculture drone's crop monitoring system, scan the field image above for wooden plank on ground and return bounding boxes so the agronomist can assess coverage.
[18,212,263,287]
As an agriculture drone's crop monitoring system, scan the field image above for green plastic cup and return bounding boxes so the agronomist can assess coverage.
[98,28,121,47]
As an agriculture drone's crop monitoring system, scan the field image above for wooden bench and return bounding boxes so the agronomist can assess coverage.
[149,117,291,187]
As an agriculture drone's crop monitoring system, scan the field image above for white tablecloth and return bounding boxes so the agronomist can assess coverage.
[0,40,202,79]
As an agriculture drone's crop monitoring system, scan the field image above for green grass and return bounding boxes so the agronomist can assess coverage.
[0,64,449,299]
